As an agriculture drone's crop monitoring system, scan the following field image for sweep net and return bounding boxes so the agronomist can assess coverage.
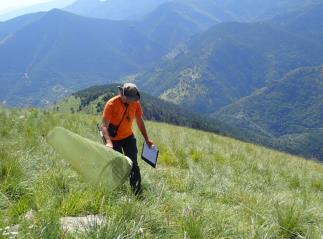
[47,127,132,191]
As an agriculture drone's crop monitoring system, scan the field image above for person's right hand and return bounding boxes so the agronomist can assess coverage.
[105,142,113,148]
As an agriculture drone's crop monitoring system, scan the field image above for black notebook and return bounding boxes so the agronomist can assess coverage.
[141,142,159,168]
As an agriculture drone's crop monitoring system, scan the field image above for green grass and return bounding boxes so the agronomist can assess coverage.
[0,107,322,238]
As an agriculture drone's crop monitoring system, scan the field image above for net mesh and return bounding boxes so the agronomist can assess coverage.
[47,127,132,191]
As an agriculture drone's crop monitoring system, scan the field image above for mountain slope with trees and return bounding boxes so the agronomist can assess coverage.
[65,0,323,22]
[134,21,323,114]
[134,1,223,50]
[208,0,323,21]
[0,12,45,39]
[271,3,323,42]
[0,9,166,107]
[215,65,323,160]
[2,1,322,109]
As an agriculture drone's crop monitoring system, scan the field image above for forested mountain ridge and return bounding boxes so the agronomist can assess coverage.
[64,0,323,22]
[1,1,322,109]
[0,9,166,107]
[271,3,323,42]
[133,21,323,114]
[215,65,323,160]
[134,1,222,50]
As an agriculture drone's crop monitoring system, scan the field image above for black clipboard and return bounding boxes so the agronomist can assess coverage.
[141,142,159,168]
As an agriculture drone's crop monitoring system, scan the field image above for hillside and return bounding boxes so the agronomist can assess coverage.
[1,107,323,238]
[53,84,255,142]
[134,21,323,114]
[54,84,322,161]
[65,0,229,22]
[215,66,323,137]
[65,0,171,20]
[64,0,323,22]
[209,0,323,21]
[271,3,323,42]
[63,0,245,53]
[64,0,323,50]
[2,1,323,109]
[0,12,45,39]
[134,1,222,50]
[0,9,167,107]
[0,3,225,108]
[215,65,323,160]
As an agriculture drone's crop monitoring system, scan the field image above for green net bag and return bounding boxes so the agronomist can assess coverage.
[47,127,132,191]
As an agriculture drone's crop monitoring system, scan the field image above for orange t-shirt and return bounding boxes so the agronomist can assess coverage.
[103,95,143,140]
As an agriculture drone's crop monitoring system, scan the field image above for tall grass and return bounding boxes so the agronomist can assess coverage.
[0,107,322,238]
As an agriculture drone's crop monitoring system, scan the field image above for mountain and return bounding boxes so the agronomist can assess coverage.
[217,0,322,21]
[209,0,323,21]
[3,1,322,109]
[216,65,323,137]
[66,0,232,50]
[0,12,45,40]
[134,0,231,50]
[1,106,323,237]
[0,9,166,107]
[271,3,323,42]
[64,0,229,22]
[65,0,171,20]
[135,1,215,50]
[65,0,323,22]
[133,21,323,114]
[0,1,229,107]
[215,65,323,160]
[0,0,74,21]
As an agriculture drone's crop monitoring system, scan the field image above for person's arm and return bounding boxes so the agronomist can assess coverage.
[101,119,113,148]
[136,115,153,148]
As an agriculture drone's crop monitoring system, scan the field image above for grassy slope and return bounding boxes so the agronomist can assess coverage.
[0,107,323,238]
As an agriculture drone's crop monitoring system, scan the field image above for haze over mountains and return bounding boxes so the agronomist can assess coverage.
[65,0,322,22]
[0,0,322,160]
[0,0,74,21]
[271,3,323,42]
[134,20,323,114]
[65,0,172,20]
[0,9,167,106]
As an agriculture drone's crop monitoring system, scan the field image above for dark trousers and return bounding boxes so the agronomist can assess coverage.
[112,134,142,194]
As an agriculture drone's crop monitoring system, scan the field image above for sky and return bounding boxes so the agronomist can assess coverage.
[0,0,53,14]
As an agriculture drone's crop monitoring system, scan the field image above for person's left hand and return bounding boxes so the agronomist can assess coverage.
[146,139,154,148]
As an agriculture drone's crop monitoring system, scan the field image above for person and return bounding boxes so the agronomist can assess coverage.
[100,83,153,195]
